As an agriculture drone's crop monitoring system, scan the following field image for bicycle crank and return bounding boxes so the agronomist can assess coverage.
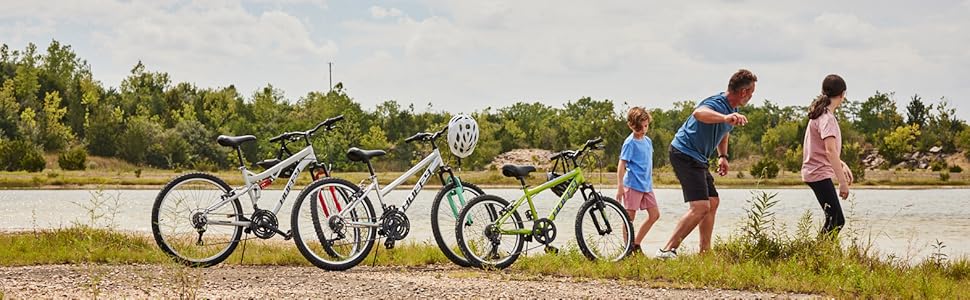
[378,206,410,249]
[532,218,557,245]
[248,209,291,240]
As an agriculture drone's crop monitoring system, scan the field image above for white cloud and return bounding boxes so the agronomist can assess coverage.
[675,10,806,63]
[813,13,877,49]
[369,6,403,19]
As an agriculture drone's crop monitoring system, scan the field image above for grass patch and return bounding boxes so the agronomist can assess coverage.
[2,187,967,298]
[2,226,967,298]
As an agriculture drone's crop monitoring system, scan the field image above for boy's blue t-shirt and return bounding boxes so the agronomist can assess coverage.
[671,92,737,164]
[620,133,653,192]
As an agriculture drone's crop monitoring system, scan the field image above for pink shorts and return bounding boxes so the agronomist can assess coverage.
[622,187,657,210]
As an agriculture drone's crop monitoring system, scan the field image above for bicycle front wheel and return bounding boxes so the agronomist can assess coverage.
[292,178,376,271]
[575,195,633,261]
[456,195,524,269]
[430,180,484,267]
[151,173,242,267]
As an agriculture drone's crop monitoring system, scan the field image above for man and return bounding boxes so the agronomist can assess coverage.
[656,69,756,259]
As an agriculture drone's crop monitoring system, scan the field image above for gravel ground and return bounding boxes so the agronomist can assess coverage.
[0,264,819,299]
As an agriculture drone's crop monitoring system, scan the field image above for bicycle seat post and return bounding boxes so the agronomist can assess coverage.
[235,147,246,168]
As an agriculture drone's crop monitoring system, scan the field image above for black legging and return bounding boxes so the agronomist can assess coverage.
[806,178,845,234]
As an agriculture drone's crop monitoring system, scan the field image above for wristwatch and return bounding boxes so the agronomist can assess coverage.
[718,154,729,159]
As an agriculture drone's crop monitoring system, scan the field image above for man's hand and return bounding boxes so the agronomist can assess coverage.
[723,113,748,126]
[717,157,730,176]
[616,189,624,202]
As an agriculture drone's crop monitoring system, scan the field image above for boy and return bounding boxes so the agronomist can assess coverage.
[616,106,660,255]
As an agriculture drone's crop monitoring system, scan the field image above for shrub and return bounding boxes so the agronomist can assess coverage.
[58,145,88,170]
[930,160,948,172]
[949,165,963,173]
[0,140,46,172]
[940,171,950,182]
[750,157,780,179]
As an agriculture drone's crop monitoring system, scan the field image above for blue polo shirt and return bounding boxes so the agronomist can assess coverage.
[670,92,737,164]
[620,133,653,192]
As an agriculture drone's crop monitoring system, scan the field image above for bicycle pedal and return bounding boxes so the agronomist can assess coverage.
[282,230,292,240]
[384,240,395,249]
[244,228,252,234]
[544,246,560,255]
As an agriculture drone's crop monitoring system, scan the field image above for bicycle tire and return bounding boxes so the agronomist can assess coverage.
[456,194,524,269]
[292,177,376,271]
[430,180,485,267]
[575,195,633,261]
[151,172,242,267]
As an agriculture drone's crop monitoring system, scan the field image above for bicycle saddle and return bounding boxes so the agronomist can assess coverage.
[217,135,256,147]
[501,165,537,178]
[346,147,386,162]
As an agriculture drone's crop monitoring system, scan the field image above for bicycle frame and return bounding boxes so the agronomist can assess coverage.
[490,167,586,235]
[337,147,466,228]
[202,145,318,228]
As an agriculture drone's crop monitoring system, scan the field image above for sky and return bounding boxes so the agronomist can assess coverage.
[2,0,969,119]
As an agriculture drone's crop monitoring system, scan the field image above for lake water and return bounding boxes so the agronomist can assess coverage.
[1,188,968,262]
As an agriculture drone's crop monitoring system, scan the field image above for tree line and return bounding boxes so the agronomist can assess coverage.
[2,41,968,176]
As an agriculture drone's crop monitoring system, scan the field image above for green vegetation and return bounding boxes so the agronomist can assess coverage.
[57,144,87,170]
[2,189,968,298]
[2,41,970,177]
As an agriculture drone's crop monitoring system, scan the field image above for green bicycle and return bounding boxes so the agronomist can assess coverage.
[456,138,633,269]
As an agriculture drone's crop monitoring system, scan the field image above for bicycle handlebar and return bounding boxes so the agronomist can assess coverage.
[404,127,447,144]
[269,115,344,143]
[549,137,604,161]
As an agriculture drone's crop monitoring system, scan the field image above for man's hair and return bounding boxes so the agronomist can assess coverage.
[627,106,652,131]
[728,69,758,92]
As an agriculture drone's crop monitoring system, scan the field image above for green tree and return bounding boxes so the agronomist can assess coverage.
[879,124,920,164]
[905,94,929,127]
[117,115,162,165]
[856,91,903,142]
[0,80,20,139]
[40,91,75,151]
[760,121,801,158]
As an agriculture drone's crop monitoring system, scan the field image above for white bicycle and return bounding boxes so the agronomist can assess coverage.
[151,115,343,267]
[290,124,484,271]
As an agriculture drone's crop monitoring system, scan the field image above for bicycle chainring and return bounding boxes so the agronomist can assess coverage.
[251,209,279,239]
[532,218,557,245]
[380,206,410,241]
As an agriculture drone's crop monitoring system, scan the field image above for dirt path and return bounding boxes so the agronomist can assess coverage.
[0,264,817,299]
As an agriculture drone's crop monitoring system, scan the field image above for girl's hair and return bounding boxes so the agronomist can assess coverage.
[627,107,652,131]
[808,74,847,119]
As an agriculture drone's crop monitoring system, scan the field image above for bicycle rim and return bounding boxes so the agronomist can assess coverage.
[576,198,632,261]
[293,180,375,268]
[458,198,522,267]
[153,176,241,265]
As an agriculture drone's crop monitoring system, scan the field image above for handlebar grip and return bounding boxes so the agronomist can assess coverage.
[269,134,285,143]
[587,137,604,146]
[404,133,424,143]
[323,115,345,127]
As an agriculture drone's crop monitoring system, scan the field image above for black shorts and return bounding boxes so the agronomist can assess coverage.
[669,146,718,202]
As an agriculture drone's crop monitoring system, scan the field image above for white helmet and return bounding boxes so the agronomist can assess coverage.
[447,114,479,158]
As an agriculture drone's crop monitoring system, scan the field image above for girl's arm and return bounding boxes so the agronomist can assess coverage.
[824,137,850,199]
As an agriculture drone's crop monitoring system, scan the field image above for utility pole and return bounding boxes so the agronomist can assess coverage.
[328,62,334,92]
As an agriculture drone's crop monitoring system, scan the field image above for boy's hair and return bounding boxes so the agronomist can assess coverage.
[627,107,652,132]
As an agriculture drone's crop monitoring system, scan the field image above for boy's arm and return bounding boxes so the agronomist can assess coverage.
[616,160,627,201]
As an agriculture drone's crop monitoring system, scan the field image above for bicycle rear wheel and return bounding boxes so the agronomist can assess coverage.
[292,178,376,271]
[151,173,242,267]
[575,195,633,261]
[456,195,524,269]
[431,180,484,267]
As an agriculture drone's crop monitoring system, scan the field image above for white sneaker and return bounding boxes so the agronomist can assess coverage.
[655,248,677,260]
